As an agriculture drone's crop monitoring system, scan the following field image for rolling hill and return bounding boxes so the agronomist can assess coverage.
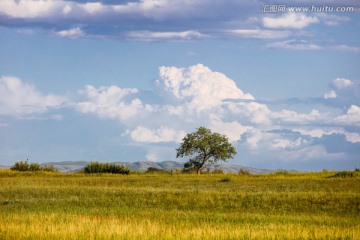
[1,161,274,174]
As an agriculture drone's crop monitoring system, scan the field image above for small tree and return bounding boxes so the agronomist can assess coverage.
[176,127,237,174]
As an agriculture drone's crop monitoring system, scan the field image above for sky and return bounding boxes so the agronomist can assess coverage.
[0,0,359,170]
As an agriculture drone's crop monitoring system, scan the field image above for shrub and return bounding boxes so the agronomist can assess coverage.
[275,170,290,176]
[29,163,41,171]
[84,162,130,174]
[182,167,197,174]
[239,169,251,175]
[219,177,231,182]
[10,160,57,172]
[331,171,354,178]
[42,165,57,172]
[146,167,167,174]
[11,160,29,171]
[213,168,224,174]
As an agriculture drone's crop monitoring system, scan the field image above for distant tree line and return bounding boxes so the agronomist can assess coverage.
[11,160,56,172]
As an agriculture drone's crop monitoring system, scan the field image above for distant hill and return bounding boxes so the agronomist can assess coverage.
[0,165,11,170]
[1,161,275,174]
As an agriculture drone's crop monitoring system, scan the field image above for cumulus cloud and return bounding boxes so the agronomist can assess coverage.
[76,85,153,122]
[0,76,65,117]
[335,105,360,126]
[209,115,253,142]
[157,64,254,112]
[130,126,186,143]
[2,64,359,167]
[59,64,359,165]
[322,78,360,108]
[263,13,319,29]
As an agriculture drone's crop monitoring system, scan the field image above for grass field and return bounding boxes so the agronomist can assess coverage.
[0,170,359,239]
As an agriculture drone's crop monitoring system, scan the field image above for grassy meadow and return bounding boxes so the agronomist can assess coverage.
[0,170,359,239]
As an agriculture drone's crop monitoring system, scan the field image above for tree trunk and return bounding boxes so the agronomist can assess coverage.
[197,168,201,174]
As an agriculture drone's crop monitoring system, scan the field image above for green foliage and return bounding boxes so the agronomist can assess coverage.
[239,169,251,175]
[10,160,29,171]
[29,162,41,171]
[275,170,290,176]
[145,167,167,174]
[176,127,237,174]
[42,165,56,172]
[331,171,354,178]
[10,160,56,172]
[84,162,130,174]
[219,176,231,182]
[212,168,224,174]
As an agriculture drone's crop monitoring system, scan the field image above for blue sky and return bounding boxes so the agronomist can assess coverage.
[0,0,359,170]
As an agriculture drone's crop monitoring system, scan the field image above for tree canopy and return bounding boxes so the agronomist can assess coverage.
[176,127,237,174]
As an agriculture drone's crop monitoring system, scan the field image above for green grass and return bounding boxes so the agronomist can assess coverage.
[0,170,359,239]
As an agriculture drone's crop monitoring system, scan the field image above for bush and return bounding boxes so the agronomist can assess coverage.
[146,167,167,174]
[42,165,57,172]
[10,160,57,172]
[331,171,354,178]
[29,163,41,171]
[212,168,224,174]
[275,170,290,176]
[219,177,231,182]
[239,169,251,175]
[11,160,30,171]
[182,167,197,174]
[84,162,130,174]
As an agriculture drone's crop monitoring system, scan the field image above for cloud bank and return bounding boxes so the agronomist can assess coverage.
[1,64,358,166]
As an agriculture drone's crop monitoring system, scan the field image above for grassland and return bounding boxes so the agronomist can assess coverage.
[0,170,359,239]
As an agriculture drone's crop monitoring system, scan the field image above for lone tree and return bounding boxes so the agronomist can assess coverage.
[176,127,237,174]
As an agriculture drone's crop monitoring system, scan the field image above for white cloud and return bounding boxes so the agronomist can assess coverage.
[270,137,306,149]
[322,78,360,108]
[126,30,205,41]
[316,13,350,27]
[0,76,65,117]
[0,0,61,18]
[209,116,253,142]
[227,29,290,39]
[335,105,360,126]
[69,64,360,164]
[130,126,186,143]
[271,108,326,125]
[332,45,360,53]
[267,40,322,51]
[275,145,345,162]
[225,101,272,125]
[55,27,84,38]
[81,2,105,15]
[263,13,319,29]
[324,90,336,99]
[157,64,254,112]
[332,78,354,89]
[76,85,153,122]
